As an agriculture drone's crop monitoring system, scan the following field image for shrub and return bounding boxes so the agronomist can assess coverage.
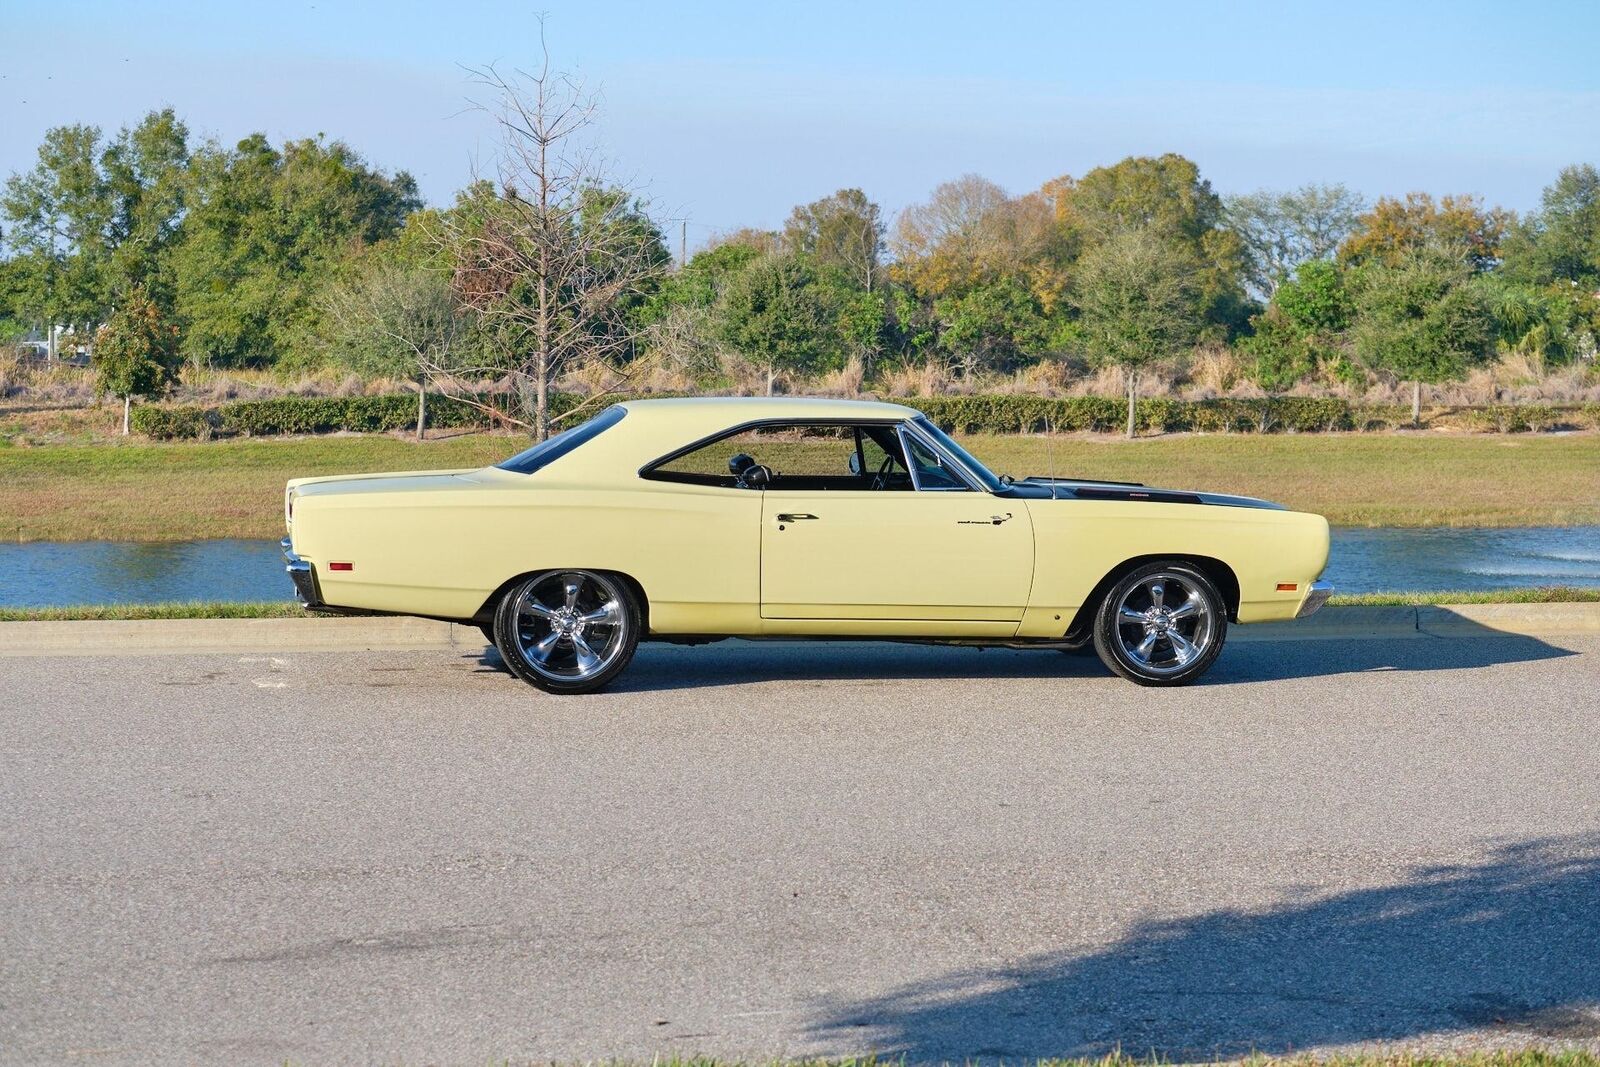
[128,391,1592,439]
[129,404,218,440]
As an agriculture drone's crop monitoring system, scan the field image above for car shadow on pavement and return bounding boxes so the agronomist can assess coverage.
[474,633,1578,691]
[1209,633,1577,684]
[806,835,1600,1063]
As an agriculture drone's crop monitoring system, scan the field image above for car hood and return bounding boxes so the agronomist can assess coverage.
[1010,477,1286,511]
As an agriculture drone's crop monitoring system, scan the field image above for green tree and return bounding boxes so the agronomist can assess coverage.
[1238,259,1355,392]
[636,240,763,330]
[172,133,420,368]
[95,287,179,434]
[783,188,883,290]
[933,278,1048,377]
[1052,154,1249,338]
[1238,308,1320,391]
[1501,164,1600,289]
[1274,259,1353,334]
[3,111,192,346]
[1351,244,1498,424]
[100,109,190,311]
[835,288,888,376]
[1071,227,1201,437]
[716,254,832,394]
[2,123,114,348]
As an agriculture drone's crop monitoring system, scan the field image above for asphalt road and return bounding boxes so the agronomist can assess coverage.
[3,633,1599,1065]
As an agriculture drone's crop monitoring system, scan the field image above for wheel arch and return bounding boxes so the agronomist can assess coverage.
[1063,554,1240,641]
[472,568,651,633]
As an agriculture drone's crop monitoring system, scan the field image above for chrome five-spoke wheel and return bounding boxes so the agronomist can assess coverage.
[493,570,641,694]
[1092,562,1226,686]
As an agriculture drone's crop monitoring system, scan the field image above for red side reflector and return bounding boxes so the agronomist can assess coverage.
[329,562,353,572]
[1277,582,1298,591]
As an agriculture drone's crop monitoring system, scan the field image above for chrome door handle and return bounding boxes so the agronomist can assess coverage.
[776,513,819,522]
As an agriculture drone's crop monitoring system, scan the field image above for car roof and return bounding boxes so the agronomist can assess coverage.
[617,396,918,420]
[531,395,922,483]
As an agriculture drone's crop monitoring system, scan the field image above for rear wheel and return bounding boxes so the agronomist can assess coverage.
[493,570,641,694]
[1092,562,1226,686]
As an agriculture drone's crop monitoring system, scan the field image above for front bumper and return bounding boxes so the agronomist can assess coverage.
[281,537,324,608]
[1296,578,1334,619]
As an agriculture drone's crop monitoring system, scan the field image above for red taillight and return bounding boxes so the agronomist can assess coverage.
[329,562,353,572]
[1277,582,1298,591]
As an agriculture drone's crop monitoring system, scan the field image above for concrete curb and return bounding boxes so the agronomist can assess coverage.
[1231,602,1600,642]
[2,603,1597,656]
[0,617,471,656]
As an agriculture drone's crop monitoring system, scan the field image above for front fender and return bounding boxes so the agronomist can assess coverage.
[1016,499,1330,637]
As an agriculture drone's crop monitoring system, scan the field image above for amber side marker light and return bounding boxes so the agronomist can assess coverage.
[329,562,354,572]
[1277,583,1299,591]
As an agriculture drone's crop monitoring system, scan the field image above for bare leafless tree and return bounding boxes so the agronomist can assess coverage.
[431,25,667,440]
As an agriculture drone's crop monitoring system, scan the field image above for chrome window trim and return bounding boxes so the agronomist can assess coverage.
[897,422,978,492]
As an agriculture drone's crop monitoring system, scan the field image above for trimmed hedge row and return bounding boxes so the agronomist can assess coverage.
[896,395,1363,434]
[132,393,520,440]
[130,392,1600,440]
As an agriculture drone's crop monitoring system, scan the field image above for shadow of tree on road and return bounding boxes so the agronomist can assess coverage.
[808,837,1600,1063]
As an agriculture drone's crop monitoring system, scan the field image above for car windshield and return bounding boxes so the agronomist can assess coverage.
[498,405,627,475]
[912,416,1003,492]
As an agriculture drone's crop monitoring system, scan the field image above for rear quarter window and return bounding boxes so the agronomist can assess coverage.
[497,405,627,475]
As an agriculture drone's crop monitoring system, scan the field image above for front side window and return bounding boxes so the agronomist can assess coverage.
[498,405,627,475]
[900,427,972,491]
[912,416,1002,492]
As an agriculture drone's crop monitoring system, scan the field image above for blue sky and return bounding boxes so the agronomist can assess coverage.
[4,1,1598,248]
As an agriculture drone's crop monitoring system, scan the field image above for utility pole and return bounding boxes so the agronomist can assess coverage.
[679,221,687,270]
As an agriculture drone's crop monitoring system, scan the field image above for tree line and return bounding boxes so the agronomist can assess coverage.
[4,85,1598,438]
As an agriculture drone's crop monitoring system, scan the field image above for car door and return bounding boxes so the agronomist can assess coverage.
[760,423,1034,621]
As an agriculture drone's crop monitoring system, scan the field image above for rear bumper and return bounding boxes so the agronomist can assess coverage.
[1297,578,1334,619]
[281,537,324,608]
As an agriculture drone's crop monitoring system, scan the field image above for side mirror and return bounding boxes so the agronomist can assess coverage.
[743,464,772,489]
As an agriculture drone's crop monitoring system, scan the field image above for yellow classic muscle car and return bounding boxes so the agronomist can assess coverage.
[283,397,1332,692]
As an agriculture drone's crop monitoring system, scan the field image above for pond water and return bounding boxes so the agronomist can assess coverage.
[1,527,1597,609]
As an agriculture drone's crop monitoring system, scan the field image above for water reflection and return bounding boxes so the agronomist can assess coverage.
[2,540,287,608]
[1330,526,1600,593]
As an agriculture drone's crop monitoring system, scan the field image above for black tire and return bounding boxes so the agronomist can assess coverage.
[1092,562,1227,687]
[493,570,641,695]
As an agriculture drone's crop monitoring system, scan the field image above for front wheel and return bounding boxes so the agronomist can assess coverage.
[1092,562,1226,686]
[493,570,641,694]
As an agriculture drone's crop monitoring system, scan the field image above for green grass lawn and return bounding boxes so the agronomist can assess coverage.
[0,601,310,621]
[959,432,1600,528]
[0,430,1595,542]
